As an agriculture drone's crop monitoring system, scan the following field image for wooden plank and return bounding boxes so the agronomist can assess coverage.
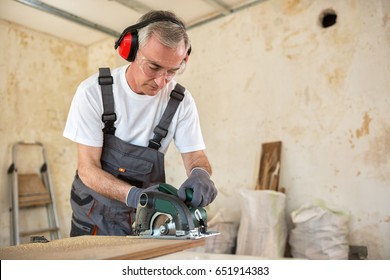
[256,141,282,191]
[0,236,205,260]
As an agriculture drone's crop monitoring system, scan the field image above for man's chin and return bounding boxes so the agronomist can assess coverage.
[143,85,161,96]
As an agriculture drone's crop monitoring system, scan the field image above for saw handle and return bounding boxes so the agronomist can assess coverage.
[185,188,193,203]
[158,183,193,203]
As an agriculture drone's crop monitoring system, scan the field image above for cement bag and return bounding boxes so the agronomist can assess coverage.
[289,201,350,259]
[236,189,287,258]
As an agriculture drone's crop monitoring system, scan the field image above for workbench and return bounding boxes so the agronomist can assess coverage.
[0,235,205,260]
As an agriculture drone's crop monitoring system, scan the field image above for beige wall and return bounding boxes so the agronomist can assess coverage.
[176,0,390,259]
[0,0,389,259]
[0,19,87,244]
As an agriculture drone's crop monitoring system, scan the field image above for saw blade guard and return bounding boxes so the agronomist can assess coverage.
[135,191,196,237]
[157,183,208,231]
[134,183,209,237]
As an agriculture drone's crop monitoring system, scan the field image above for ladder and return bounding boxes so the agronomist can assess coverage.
[7,142,61,245]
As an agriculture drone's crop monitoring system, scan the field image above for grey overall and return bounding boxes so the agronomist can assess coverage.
[70,68,185,236]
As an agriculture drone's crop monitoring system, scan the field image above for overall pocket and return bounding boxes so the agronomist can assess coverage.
[70,173,97,236]
[101,148,154,188]
[70,172,133,236]
[70,215,96,236]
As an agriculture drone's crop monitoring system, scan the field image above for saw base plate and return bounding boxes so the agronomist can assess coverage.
[127,231,220,240]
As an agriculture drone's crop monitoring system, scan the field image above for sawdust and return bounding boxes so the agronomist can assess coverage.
[0,236,204,260]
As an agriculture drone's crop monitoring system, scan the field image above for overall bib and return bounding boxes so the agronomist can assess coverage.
[70,68,185,236]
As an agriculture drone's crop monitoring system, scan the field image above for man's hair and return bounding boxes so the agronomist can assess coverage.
[137,10,190,53]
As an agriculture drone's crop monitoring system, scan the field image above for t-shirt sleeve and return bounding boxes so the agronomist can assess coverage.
[173,91,206,153]
[63,83,104,147]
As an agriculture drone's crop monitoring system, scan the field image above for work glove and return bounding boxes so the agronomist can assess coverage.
[125,185,159,209]
[178,168,218,207]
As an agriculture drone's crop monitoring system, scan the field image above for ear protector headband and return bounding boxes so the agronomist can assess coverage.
[114,15,191,62]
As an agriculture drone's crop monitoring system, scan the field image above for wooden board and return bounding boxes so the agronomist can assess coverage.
[256,141,282,191]
[0,236,205,260]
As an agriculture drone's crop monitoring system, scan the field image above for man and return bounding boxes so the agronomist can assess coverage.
[63,10,217,236]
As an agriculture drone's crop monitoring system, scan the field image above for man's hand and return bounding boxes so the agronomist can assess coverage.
[178,168,218,207]
[126,185,160,208]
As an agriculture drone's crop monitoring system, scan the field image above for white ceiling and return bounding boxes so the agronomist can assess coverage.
[0,0,266,45]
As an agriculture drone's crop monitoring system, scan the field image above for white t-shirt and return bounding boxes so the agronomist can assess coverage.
[63,65,205,154]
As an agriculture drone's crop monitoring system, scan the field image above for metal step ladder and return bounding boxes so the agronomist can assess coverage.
[7,142,61,245]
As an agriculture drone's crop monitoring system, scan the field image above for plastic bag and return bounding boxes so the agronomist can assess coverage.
[289,200,350,259]
[236,189,288,258]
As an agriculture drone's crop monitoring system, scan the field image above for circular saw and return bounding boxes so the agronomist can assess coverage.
[133,183,219,239]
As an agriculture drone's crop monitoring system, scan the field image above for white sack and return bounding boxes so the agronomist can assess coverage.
[289,201,350,259]
[236,189,287,258]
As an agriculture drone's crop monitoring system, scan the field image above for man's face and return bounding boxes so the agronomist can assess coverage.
[128,34,187,96]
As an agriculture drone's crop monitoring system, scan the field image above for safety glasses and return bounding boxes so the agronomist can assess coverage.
[135,50,185,81]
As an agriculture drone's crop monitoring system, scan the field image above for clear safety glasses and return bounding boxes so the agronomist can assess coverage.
[135,50,185,81]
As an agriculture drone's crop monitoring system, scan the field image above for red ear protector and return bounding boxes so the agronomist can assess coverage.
[115,15,191,62]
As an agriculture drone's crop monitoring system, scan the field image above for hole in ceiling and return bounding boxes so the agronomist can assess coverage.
[320,9,337,28]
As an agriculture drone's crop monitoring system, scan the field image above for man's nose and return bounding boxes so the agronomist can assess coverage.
[154,74,168,87]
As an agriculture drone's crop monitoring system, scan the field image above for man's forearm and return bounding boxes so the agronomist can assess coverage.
[182,150,212,176]
[77,143,133,204]
[78,164,131,204]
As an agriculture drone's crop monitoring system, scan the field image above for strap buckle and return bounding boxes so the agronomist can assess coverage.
[148,139,161,150]
[102,125,116,135]
[153,125,168,138]
[101,113,117,122]
[170,90,184,101]
[98,75,113,85]
[101,113,117,135]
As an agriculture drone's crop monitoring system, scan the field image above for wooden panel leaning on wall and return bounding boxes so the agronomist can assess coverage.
[256,141,284,193]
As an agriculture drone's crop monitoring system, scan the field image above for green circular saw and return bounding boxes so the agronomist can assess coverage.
[134,183,219,239]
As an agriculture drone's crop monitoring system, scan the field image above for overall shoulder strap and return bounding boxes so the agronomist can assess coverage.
[98,67,116,135]
[148,83,186,150]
